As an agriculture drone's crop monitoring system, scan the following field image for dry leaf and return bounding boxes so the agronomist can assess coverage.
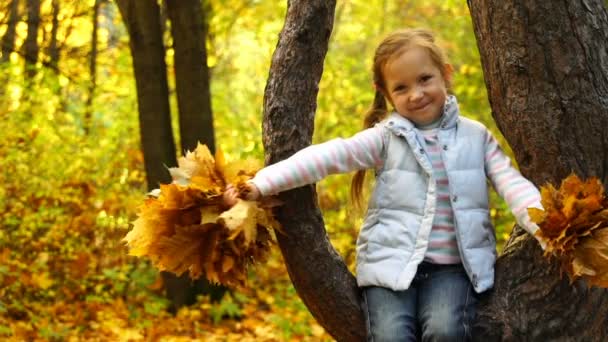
[219,200,258,246]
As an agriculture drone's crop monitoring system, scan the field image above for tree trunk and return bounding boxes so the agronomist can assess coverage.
[163,0,225,312]
[0,0,20,104]
[24,0,40,80]
[467,0,608,340]
[47,0,60,70]
[84,0,101,135]
[262,1,366,341]
[115,0,177,191]
[1,0,19,63]
[165,0,215,153]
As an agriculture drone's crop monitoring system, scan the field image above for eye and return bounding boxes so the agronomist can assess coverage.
[420,75,433,82]
[393,84,407,92]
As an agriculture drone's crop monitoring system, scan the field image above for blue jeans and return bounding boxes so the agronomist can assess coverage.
[363,262,479,342]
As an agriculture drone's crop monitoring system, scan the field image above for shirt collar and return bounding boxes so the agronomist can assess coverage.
[384,95,460,134]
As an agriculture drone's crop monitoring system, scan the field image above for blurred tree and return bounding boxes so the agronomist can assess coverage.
[84,0,102,134]
[0,0,20,101]
[166,0,215,153]
[1,0,19,63]
[47,0,60,70]
[262,0,608,341]
[116,0,225,314]
[163,0,226,313]
[115,0,177,191]
[24,0,40,80]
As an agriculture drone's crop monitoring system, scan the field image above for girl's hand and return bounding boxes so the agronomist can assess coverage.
[241,181,261,201]
[222,182,262,207]
[222,184,239,207]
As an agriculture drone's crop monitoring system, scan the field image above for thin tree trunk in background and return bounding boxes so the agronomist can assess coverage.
[24,0,40,80]
[1,0,19,63]
[115,0,177,190]
[0,0,19,104]
[166,0,215,154]
[47,0,60,70]
[467,0,608,340]
[262,1,366,341]
[84,0,101,135]
[163,0,224,313]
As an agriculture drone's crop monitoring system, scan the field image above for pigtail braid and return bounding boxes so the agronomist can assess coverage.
[350,89,389,211]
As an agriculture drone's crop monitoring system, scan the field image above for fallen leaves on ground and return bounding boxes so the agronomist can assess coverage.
[0,248,332,341]
[529,173,608,287]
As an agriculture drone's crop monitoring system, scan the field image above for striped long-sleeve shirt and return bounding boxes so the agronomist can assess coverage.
[251,123,542,259]
[419,128,460,263]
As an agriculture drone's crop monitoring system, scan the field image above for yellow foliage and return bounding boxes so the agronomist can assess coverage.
[530,174,608,287]
[124,144,279,288]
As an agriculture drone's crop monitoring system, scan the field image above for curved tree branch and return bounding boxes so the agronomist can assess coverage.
[262,1,366,341]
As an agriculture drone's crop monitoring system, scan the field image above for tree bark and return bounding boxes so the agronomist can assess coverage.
[262,1,366,341]
[467,0,608,340]
[115,0,177,190]
[163,0,226,312]
[24,0,40,80]
[166,0,215,153]
[1,0,19,63]
[84,0,101,135]
[0,0,19,103]
[47,0,60,69]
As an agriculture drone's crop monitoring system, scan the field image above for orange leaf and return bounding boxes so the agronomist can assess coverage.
[532,174,608,288]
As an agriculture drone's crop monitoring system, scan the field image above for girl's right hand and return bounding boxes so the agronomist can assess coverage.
[241,181,261,201]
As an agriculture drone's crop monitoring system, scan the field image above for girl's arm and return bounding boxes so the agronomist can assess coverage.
[250,126,385,197]
[484,130,543,237]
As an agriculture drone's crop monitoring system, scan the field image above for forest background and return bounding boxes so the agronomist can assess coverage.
[0,0,525,340]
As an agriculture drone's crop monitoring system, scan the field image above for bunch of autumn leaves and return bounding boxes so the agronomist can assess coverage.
[123,144,281,288]
[531,174,608,287]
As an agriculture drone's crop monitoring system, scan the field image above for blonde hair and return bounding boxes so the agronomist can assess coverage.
[350,28,451,209]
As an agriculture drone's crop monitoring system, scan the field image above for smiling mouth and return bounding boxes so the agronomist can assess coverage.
[410,102,430,111]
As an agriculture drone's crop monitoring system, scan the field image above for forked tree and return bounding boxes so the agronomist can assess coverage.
[262,1,608,341]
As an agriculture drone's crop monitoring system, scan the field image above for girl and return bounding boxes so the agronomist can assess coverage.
[224,28,544,341]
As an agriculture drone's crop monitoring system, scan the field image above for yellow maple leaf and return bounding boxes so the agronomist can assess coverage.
[155,224,210,276]
[201,205,222,225]
[219,200,258,246]
[123,200,180,256]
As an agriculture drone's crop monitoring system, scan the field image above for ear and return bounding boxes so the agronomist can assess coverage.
[443,63,454,84]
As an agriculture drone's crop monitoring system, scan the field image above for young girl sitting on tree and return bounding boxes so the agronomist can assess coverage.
[224,28,545,341]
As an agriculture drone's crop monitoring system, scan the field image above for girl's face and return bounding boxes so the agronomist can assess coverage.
[382,47,452,126]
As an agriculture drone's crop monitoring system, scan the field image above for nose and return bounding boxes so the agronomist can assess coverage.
[409,87,424,102]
